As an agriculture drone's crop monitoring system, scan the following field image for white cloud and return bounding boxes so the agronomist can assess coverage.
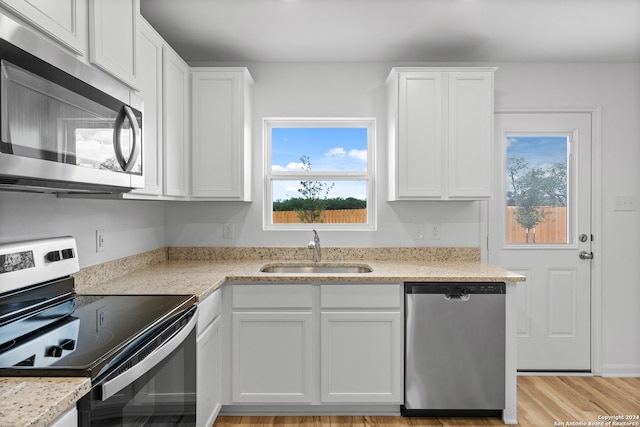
[326,147,346,158]
[272,161,305,171]
[348,149,367,162]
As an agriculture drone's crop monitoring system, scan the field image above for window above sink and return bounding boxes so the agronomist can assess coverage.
[263,118,376,231]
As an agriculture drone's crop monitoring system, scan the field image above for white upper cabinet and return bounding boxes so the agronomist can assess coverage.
[89,0,138,88]
[191,68,253,200]
[387,67,495,200]
[128,17,163,197]
[0,0,88,55]
[163,46,190,198]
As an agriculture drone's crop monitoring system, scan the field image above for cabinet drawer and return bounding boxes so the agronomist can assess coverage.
[232,284,313,309]
[321,284,401,309]
[197,289,221,336]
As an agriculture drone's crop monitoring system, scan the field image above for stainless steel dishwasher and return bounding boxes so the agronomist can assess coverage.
[402,282,505,417]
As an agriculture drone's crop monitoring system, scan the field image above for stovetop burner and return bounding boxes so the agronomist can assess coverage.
[0,237,196,380]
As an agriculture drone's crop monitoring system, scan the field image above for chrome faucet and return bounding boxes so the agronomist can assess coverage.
[308,229,321,262]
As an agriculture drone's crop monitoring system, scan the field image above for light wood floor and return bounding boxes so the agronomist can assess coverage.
[213,376,640,426]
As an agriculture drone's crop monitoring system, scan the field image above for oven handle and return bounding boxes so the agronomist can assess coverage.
[100,307,198,401]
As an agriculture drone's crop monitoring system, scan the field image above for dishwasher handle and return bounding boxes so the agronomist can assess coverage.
[444,293,471,301]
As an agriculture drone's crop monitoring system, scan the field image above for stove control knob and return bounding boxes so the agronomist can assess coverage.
[45,251,61,262]
[60,339,76,351]
[46,345,63,358]
[61,248,75,259]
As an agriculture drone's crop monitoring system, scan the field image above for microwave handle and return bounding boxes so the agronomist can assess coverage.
[113,105,141,172]
[100,307,197,401]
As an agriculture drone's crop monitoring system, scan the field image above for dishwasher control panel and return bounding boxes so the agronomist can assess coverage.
[404,282,506,295]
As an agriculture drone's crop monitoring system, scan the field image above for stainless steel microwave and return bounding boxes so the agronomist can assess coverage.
[0,15,143,194]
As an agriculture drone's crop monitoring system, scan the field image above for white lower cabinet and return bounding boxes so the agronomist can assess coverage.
[232,311,313,403]
[320,311,402,403]
[320,284,403,404]
[197,290,222,427]
[229,282,403,406]
[231,284,314,403]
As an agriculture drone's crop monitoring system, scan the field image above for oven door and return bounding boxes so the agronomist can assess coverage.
[78,306,197,426]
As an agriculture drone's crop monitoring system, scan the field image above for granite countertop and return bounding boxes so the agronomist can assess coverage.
[73,246,525,301]
[0,377,91,427]
[74,258,525,301]
[4,247,524,426]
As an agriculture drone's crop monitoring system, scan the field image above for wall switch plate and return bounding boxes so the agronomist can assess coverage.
[96,229,106,253]
[614,195,636,211]
[430,223,441,240]
[223,223,234,239]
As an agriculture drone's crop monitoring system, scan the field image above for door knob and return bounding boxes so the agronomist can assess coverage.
[579,251,594,260]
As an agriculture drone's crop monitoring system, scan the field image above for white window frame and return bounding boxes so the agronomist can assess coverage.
[263,117,376,231]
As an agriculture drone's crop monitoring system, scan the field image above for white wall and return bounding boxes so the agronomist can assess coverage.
[165,63,483,248]
[0,192,165,268]
[165,61,640,375]
[1,61,637,374]
[494,63,640,376]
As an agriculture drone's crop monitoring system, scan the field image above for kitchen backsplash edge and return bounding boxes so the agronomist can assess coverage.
[167,246,481,262]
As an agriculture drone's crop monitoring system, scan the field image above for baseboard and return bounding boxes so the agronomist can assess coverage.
[219,404,401,416]
[601,364,640,377]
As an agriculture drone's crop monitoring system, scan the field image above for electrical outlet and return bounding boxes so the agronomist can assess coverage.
[614,195,636,211]
[430,223,441,240]
[96,229,106,253]
[223,223,234,239]
[96,306,107,331]
[413,223,424,240]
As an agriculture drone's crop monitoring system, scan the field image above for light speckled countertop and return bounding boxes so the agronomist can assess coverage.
[75,258,525,302]
[4,247,524,426]
[0,377,90,427]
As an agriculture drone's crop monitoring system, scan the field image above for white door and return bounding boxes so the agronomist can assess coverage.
[488,112,593,371]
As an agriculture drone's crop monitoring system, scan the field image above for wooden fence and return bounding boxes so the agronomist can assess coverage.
[273,207,566,244]
[506,206,567,244]
[273,209,367,224]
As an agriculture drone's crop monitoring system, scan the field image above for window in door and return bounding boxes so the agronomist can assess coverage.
[264,118,375,230]
[506,134,570,245]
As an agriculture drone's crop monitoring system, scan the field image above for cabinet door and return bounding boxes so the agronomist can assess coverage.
[232,311,313,403]
[197,316,221,427]
[0,0,87,54]
[191,69,252,200]
[89,0,138,88]
[397,71,443,198]
[129,18,163,196]
[162,47,190,197]
[321,311,403,403]
[447,71,493,198]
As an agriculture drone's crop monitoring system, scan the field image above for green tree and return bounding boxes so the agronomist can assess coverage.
[508,156,567,243]
[296,155,334,223]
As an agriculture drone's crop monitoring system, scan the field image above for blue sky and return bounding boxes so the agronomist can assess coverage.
[272,128,367,172]
[271,128,368,202]
[507,135,568,170]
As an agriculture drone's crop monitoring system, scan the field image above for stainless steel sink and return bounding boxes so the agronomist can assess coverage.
[260,263,372,274]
